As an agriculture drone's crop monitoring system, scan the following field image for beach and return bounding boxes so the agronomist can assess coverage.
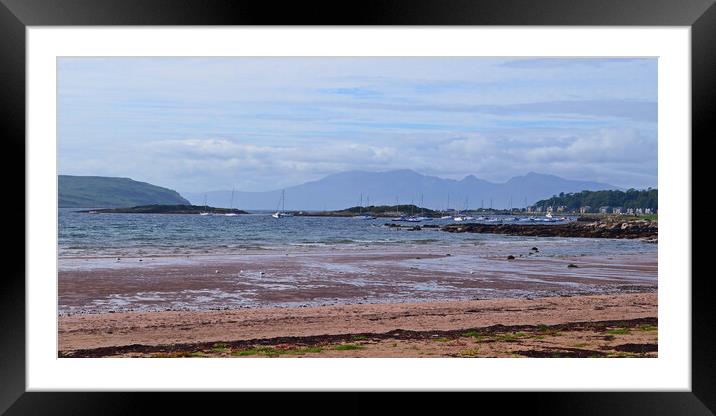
[59,292,657,358]
[58,242,657,358]
[58,210,658,358]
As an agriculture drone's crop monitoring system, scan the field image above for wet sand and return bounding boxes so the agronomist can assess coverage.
[59,248,657,314]
[59,292,657,357]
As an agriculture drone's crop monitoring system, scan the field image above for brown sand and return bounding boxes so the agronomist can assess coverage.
[59,292,657,357]
[59,251,657,314]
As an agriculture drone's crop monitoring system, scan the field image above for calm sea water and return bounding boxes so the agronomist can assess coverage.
[59,208,657,258]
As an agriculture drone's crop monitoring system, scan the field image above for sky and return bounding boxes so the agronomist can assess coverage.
[58,57,657,193]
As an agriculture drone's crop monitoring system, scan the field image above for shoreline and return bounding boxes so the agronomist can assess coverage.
[59,250,657,315]
[59,292,657,357]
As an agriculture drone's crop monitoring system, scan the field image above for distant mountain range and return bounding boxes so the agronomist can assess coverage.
[59,175,190,208]
[182,170,619,211]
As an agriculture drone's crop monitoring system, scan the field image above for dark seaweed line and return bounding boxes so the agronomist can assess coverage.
[59,317,657,358]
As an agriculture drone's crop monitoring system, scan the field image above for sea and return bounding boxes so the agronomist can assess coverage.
[58,208,656,259]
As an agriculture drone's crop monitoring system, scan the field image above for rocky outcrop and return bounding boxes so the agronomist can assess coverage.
[441,219,657,239]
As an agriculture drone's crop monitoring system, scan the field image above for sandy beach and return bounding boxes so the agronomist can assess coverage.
[58,240,657,358]
[59,292,657,358]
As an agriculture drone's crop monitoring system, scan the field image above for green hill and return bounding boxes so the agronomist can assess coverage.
[59,175,190,208]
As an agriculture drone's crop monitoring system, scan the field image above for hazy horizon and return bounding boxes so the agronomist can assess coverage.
[58,57,657,193]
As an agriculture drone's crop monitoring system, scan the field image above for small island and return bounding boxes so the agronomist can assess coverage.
[295,204,440,218]
[80,204,248,215]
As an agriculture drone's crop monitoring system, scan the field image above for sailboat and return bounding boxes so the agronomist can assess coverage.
[462,197,475,221]
[272,190,293,218]
[415,194,432,221]
[225,187,238,216]
[453,197,466,221]
[440,193,453,219]
[405,197,422,222]
[391,196,407,221]
[199,194,211,216]
[353,193,375,220]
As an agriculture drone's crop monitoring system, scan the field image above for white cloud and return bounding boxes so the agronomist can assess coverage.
[58,58,658,191]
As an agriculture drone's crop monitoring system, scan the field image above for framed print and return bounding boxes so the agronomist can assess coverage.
[2,0,713,414]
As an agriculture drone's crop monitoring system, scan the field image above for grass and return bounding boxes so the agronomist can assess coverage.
[459,348,481,357]
[230,345,323,357]
[573,342,589,348]
[493,332,529,342]
[536,324,561,336]
[433,337,451,343]
[231,349,260,356]
[637,324,658,332]
[461,331,486,342]
[605,327,631,335]
[334,344,366,351]
[211,343,230,353]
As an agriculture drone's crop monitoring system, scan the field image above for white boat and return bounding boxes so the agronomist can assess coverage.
[453,216,465,222]
[272,190,293,218]
[199,194,211,216]
[354,214,376,220]
[440,215,452,219]
[546,211,553,219]
[352,193,375,219]
[225,187,239,216]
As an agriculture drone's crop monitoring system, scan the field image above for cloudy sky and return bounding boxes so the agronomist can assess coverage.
[58,57,657,192]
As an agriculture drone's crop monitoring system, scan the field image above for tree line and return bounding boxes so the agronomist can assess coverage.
[532,189,657,211]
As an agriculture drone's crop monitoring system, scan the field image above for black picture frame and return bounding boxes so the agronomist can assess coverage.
[1,0,712,414]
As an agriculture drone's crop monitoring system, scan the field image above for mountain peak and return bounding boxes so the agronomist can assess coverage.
[182,170,619,210]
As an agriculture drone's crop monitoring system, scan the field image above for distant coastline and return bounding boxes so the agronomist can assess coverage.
[80,204,248,215]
